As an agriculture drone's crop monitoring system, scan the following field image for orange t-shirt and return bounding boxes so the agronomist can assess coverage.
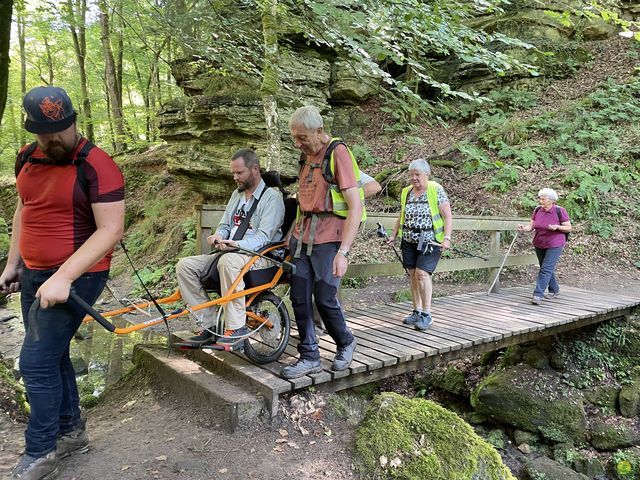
[294,142,357,244]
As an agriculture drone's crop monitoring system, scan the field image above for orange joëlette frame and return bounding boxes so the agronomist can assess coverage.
[82,243,289,335]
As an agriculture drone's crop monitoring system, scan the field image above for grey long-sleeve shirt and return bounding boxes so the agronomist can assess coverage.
[215,179,285,252]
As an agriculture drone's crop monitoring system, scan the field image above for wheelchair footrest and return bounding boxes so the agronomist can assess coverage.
[173,341,239,352]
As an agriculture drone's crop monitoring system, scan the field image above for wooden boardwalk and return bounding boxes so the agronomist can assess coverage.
[182,286,640,412]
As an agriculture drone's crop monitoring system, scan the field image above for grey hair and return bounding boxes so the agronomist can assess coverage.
[288,106,324,130]
[408,158,431,175]
[538,188,558,202]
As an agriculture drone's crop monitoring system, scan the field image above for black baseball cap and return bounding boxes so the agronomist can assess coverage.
[23,86,77,134]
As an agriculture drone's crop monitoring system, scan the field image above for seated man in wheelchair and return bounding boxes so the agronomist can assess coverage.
[176,148,285,347]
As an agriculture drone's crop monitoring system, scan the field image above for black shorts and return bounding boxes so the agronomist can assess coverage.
[401,239,441,274]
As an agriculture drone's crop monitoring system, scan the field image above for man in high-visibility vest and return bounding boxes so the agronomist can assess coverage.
[281,106,363,379]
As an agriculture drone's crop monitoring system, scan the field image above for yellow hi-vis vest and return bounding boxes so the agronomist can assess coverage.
[324,138,367,221]
[398,181,445,243]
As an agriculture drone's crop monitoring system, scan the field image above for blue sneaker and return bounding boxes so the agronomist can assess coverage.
[217,326,250,351]
[414,312,433,331]
[403,310,421,326]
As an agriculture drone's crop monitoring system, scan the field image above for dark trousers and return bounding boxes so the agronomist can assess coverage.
[289,240,354,361]
[19,267,108,457]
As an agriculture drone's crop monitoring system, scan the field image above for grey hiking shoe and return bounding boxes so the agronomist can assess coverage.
[281,359,322,379]
[217,326,250,352]
[532,296,543,305]
[11,451,58,479]
[332,337,357,371]
[403,310,420,326]
[414,312,433,331]
[56,423,89,459]
[544,291,559,299]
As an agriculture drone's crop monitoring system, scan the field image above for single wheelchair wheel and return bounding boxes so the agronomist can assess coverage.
[243,291,290,364]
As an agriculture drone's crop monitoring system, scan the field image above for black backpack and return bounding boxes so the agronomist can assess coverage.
[15,140,96,199]
[534,205,570,241]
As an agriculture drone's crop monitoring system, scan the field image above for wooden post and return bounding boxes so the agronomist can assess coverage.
[487,231,501,293]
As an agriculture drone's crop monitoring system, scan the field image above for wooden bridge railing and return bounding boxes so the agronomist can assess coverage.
[196,206,536,292]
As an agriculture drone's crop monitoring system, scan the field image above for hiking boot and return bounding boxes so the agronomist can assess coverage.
[544,292,559,299]
[414,312,433,331]
[188,329,215,345]
[11,451,58,479]
[402,310,420,326]
[531,296,543,305]
[332,337,357,371]
[281,359,323,379]
[217,326,250,351]
[56,423,89,459]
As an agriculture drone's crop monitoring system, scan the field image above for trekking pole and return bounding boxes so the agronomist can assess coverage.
[428,241,488,261]
[487,231,519,295]
[376,222,409,277]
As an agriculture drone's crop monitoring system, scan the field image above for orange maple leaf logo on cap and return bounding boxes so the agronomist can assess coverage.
[39,96,65,121]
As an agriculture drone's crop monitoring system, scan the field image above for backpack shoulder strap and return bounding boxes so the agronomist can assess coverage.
[555,205,563,223]
[74,141,96,199]
[322,139,346,185]
[14,142,39,178]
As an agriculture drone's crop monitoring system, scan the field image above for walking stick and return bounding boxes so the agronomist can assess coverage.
[487,231,519,295]
[376,222,409,277]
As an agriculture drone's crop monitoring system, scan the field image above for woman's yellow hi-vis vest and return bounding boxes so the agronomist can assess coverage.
[398,181,445,242]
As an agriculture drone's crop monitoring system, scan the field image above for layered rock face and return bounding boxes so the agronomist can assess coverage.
[158,46,376,199]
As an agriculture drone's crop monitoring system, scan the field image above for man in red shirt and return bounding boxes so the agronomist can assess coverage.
[0,86,124,480]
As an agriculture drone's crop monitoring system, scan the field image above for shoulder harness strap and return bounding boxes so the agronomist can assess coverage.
[14,142,39,178]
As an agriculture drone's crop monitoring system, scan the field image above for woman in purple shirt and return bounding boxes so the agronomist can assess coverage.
[517,188,572,305]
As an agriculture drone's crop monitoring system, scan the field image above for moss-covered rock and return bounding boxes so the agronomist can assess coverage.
[584,385,620,412]
[423,365,468,396]
[524,456,589,480]
[589,417,640,451]
[354,392,515,480]
[471,365,588,444]
[619,380,640,418]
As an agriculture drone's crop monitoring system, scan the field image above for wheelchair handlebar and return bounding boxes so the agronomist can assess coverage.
[28,291,116,333]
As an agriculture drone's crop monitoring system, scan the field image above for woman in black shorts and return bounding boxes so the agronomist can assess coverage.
[388,159,452,330]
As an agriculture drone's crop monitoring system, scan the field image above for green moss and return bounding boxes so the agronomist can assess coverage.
[0,359,29,417]
[354,392,515,480]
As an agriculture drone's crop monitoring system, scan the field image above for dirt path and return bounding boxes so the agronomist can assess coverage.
[1,259,639,479]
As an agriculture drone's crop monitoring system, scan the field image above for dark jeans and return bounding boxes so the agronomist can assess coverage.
[533,246,563,298]
[290,239,354,361]
[19,267,108,457]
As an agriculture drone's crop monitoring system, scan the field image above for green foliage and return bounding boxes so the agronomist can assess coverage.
[393,289,412,302]
[350,144,379,170]
[441,87,539,121]
[612,450,640,478]
[555,320,634,389]
[342,277,368,289]
[460,77,640,237]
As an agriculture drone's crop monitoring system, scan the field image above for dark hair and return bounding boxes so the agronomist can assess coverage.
[231,148,260,169]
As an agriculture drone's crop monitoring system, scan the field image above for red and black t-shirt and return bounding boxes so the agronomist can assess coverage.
[16,138,125,271]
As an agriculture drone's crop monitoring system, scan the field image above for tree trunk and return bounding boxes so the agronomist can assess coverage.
[17,5,26,145]
[43,37,54,84]
[65,0,94,142]
[0,0,13,124]
[99,0,126,152]
[261,0,280,171]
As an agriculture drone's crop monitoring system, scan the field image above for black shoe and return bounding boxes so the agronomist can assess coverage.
[188,329,215,345]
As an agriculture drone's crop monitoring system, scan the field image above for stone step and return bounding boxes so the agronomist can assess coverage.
[170,332,294,419]
[133,344,268,432]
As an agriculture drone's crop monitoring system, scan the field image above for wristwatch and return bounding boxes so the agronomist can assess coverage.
[337,248,349,257]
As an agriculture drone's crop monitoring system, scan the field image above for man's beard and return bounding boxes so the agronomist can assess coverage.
[41,141,76,164]
[236,177,256,192]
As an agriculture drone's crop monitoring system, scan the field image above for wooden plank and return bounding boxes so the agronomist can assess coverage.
[561,286,640,305]
[346,313,436,358]
[354,305,471,349]
[366,304,482,348]
[346,309,454,354]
